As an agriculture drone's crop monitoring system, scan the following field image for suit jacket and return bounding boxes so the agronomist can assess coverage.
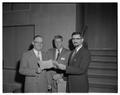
[46,48,70,91]
[19,50,48,92]
[66,46,91,92]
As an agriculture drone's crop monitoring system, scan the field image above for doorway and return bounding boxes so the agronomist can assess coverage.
[3,25,35,92]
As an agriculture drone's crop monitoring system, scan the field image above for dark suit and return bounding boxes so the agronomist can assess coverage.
[19,50,48,92]
[66,46,91,92]
[46,48,70,92]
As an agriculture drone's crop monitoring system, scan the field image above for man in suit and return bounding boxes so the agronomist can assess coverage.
[19,35,49,92]
[53,32,91,92]
[46,35,70,92]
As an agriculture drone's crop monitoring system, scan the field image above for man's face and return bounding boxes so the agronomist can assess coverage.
[33,37,43,51]
[72,34,84,47]
[55,38,63,49]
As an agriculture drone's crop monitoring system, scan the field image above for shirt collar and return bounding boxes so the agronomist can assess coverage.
[56,47,63,53]
[33,48,41,56]
[75,44,83,52]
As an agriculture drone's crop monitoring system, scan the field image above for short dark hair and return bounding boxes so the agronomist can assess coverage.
[33,35,43,40]
[71,32,83,38]
[54,35,63,41]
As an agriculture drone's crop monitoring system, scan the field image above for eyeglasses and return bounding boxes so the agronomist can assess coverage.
[34,41,43,44]
[72,38,82,40]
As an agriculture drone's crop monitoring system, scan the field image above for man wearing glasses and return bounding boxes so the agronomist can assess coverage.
[19,35,50,92]
[53,32,91,92]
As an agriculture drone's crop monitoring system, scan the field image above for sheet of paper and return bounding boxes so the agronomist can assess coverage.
[40,60,54,69]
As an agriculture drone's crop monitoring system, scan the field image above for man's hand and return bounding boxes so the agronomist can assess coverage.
[52,60,59,68]
[40,60,55,70]
[53,61,66,70]
[58,64,66,70]
[36,67,42,74]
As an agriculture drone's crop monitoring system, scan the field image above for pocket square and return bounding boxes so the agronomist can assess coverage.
[61,57,65,60]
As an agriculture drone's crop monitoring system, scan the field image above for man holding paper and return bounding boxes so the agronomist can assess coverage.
[46,35,70,92]
[53,32,91,92]
[19,35,54,92]
[39,60,55,70]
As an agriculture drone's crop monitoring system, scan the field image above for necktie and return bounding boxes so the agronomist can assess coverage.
[37,51,42,67]
[56,49,60,60]
[37,51,42,61]
[70,49,77,60]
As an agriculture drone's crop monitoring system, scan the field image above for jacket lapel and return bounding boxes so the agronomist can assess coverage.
[31,50,38,61]
[68,50,74,65]
[58,48,64,58]
[53,48,56,60]
[30,50,39,68]
[56,48,66,61]
[68,46,84,66]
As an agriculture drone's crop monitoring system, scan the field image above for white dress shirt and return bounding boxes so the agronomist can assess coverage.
[70,44,83,60]
[75,44,83,53]
[33,49,42,61]
[55,48,63,60]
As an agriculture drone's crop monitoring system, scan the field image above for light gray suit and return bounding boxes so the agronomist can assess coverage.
[46,48,70,92]
[19,50,48,92]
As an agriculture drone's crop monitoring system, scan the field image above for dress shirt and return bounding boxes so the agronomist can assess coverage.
[55,48,63,60]
[33,49,42,61]
[70,45,83,61]
[75,44,83,53]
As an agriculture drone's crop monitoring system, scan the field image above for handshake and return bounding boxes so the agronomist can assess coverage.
[38,60,66,70]
[52,60,66,70]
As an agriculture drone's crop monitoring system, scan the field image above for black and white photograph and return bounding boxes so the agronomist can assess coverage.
[2,1,118,93]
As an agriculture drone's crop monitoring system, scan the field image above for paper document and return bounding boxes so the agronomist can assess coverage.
[39,60,54,69]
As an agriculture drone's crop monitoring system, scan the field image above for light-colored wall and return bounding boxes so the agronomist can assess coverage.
[3,4,76,51]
